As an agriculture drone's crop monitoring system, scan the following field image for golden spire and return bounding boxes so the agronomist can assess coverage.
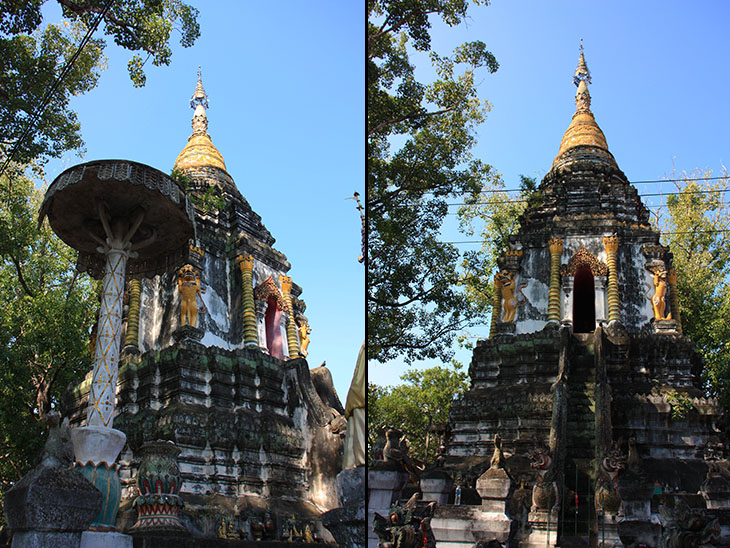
[174,67,227,172]
[552,41,616,169]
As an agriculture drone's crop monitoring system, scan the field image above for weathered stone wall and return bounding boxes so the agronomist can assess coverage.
[63,340,344,538]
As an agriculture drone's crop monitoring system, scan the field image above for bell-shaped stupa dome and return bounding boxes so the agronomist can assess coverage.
[174,68,227,173]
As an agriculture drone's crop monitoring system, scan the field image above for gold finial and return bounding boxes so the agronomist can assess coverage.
[573,40,591,114]
[573,39,591,86]
[191,66,209,109]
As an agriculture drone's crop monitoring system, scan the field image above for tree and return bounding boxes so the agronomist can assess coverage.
[658,168,730,410]
[367,361,469,464]
[0,0,200,167]
[457,174,537,319]
[0,171,98,511]
[367,0,500,364]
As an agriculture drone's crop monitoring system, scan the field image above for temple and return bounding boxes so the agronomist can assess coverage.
[62,70,346,540]
[369,46,730,548]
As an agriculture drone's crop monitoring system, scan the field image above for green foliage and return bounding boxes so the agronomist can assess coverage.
[57,0,200,87]
[664,387,694,420]
[170,168,225,214]
[658,168,730,411]
[368,0,499,363]
[367,361,469,464]
[457,174,536,322]
[0,0,199,166]
[0,171,98,511]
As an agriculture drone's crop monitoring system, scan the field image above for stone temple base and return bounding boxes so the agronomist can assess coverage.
[10,531,82,548]
[81,530,133,548]
[129,537,330,548]
[430,505,512,548]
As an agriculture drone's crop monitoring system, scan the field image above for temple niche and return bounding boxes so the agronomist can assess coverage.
[369,46,730,548]
[62,72,346,541]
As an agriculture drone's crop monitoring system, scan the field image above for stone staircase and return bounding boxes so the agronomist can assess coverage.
[561,333,597,541]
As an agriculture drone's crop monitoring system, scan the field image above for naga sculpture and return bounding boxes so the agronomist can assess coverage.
[177,264,204,327]
[496,271,528,323]
[528,446,559,513]
[594,443,626,514]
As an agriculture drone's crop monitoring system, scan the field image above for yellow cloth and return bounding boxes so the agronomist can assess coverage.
[344,342,365,419]
[342,342,366,469]
[343,407,365,470]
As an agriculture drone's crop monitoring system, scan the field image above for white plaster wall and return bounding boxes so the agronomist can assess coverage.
[630,244,656,327]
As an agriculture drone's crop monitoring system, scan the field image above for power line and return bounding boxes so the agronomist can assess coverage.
[419,175,730,197]
[0,2,112,182]
[442,228,730,245]
[444,186,730,207]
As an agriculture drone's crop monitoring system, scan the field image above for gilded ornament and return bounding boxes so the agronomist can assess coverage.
[296,316,311,357]
[495,271,528,323]
[177,264,204,327]
[253,275,287,310]
[646,268,672,320]
[603,236,619,253]
[560,246,608,277]
[548,238,564,254]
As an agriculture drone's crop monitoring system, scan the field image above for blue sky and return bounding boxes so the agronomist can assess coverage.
[369,0,730,387]
[40,1,365,400]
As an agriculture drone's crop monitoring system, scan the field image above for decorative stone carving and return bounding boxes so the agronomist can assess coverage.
[253,275,287,311]
[641,244,666,260]
[560,246,608,277]
[3,412,103,547]
[128,440,186,534]
[383,428,423,483]
[594,444,626,514]
[373,494,436,548]
[528,446,558,513]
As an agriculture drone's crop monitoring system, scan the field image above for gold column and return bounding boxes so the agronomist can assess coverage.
[236,254,258,346]
[124,279,141,348]
[280,275,300,358]
[667,269,682,333]
[603,236,620,323]
[489,273,503,338]
[547,238,564,323]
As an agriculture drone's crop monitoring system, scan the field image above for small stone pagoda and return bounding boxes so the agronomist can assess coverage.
[432,46,730,547]
[63,71,345,540]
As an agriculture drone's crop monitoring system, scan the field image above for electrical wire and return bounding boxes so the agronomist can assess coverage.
[443,187,730,207]
[417,175,730,196]
[442,228,730,245]
[0,1,113,182]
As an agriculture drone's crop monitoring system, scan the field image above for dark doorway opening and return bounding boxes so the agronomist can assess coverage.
[573,266,595,333]
[265,296,284,359]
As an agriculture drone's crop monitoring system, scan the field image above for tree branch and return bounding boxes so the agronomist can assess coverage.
[9,254,36,298]
[368,105,458,137]
[56,0,158,56]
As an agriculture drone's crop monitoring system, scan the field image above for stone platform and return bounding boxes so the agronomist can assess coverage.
[131,538,334,548]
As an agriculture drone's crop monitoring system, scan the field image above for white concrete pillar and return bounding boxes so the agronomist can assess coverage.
[561,276,574,325]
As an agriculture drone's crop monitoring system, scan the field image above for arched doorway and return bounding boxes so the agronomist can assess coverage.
[572,265,595,333]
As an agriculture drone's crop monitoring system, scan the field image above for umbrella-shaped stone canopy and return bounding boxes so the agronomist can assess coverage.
[38,161,195,492]
[39,159,195,279]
